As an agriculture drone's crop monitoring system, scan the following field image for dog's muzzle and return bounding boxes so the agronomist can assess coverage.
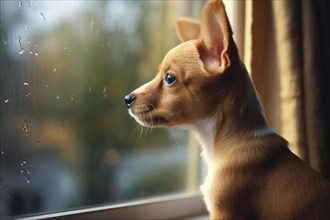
[124,93,136,108]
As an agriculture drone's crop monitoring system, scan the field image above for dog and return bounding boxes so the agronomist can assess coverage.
[124,0,330,219]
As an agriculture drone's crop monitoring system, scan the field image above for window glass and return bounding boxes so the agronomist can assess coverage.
[0,1,204,218]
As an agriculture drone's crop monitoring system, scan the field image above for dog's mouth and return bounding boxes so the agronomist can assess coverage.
[129,109,168,127]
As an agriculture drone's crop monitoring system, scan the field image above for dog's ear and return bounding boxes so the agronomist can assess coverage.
[176,18,201,42]
[197,0,236,74]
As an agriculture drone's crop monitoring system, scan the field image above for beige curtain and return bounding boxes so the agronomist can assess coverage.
[241,0,330,180]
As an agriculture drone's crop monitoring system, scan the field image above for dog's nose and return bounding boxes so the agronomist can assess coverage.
[124,93,136,108]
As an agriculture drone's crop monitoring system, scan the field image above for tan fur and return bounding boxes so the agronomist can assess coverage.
[125,0,330,219]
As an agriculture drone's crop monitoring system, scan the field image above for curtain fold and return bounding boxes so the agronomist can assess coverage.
[244,0,330,180]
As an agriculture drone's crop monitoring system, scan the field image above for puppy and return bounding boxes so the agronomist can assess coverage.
[125,0,330,219]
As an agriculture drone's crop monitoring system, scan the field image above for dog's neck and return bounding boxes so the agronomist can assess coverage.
[184,62,275,164]
[181,118,217,163]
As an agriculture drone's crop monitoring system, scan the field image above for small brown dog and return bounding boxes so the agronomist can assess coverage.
[125,0,330,219]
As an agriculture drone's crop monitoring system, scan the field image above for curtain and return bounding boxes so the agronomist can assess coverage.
[242,0,330,180]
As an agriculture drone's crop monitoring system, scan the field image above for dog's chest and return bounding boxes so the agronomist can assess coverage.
[201,171,214,212]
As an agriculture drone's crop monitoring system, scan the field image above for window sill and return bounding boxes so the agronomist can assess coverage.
[19,192,208,220]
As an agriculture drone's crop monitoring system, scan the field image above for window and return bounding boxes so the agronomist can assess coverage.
[1,1,237,219]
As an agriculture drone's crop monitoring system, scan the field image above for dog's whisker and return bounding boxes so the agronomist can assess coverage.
[139,124,144,137]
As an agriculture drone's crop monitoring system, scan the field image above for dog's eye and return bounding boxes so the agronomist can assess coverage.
[164,72,177,86]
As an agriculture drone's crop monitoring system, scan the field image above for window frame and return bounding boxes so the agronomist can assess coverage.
[18,192,207,220]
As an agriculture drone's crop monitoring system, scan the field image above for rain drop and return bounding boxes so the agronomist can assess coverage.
[4,98,10,104]
[19,48,24,55]
[18,1,22,7]
[40,12,46,21]
[22,121,30,136]
[70,95,74,101]
[25,25,29,31]
[30,50,33,54]
[24,82,29,86]
[35,51,39,56]
[103,87,108,98]
[58,121,63,130]
[17,36,23,50]
[1,151,5,159]
[20,160,32,184]
[56,95,60,100]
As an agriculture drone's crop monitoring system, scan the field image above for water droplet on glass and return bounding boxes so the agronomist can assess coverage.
[56,95,60,100]
[17,36,23,49]
[53,68,57,72]
[36,141,41,148]
[19,1,22,7]
[45,84,49,88]
[103,87,108,98]
[20,160,32,184]
[63,46,67,50]
[58,121,63,130]
[25,92,31,97]
[35,51,39,56]
[4,98,10,104]
[40,12,46,21]
[19,48,24,55]
[70,95,74,101]
[22,121,30,136]
[3,39,7,45]
[24,82,29,86]
[25,25,29,31]
[1,151,5,159]
[29,50,33,54]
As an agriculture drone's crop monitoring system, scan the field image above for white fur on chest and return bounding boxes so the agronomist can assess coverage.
[177,117,217,212]
[178,117,216,163]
